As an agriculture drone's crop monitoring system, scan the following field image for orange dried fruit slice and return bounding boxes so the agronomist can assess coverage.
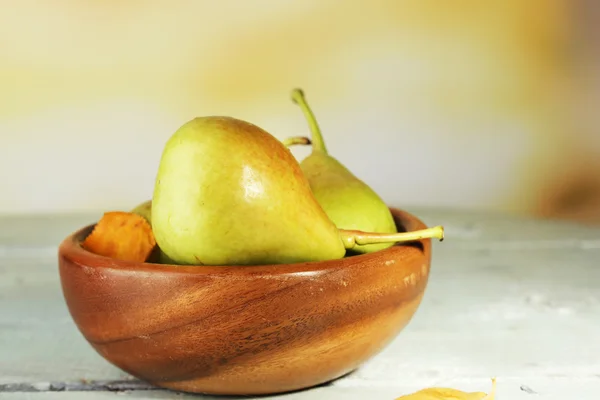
[395,378,497,400]
[82,211,156,262]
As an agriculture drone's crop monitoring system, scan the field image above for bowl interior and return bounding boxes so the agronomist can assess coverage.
[61,207,427,275]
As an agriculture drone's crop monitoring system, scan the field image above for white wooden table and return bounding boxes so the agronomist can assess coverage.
[1,208,599,399]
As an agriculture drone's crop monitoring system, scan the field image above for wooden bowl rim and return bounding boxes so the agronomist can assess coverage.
[58,207,429,276]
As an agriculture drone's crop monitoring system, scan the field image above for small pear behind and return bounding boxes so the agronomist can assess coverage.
[131,199,177,264]
[290,89,398,254]
[131,200,152,223]
[151,116,347,266]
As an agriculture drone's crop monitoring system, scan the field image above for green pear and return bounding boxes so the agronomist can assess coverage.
[131,200,152,223]
[151,116,348,266]
[289,88,398,254]
[152,116,444,266]
[130,200,177,264]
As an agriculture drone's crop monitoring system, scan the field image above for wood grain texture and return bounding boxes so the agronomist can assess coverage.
[57,208,432,395]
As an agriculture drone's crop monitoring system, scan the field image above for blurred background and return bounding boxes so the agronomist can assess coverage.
[1,0,599,224]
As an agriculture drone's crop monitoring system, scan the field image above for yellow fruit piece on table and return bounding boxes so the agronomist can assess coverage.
[395,378,496,400]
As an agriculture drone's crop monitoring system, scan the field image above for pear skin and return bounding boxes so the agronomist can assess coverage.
[300,154,398,254]
[151,116,347,266]
[131,200,178,264]
[291,88,397,254]
[131,200,152,223]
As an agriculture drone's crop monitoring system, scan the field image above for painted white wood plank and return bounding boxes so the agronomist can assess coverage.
[1,209,599,399]
[1,378,600,399]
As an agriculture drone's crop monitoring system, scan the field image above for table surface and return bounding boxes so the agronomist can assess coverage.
[1,208,599,399]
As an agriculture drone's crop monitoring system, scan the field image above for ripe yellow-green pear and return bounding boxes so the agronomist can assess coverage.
[152,116,444,266]
[131,200,177,264]
[289,88,398,254]
[131,200,152,223]
[151,116,348,266]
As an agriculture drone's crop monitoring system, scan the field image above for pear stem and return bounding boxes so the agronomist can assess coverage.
[281,136,312,147]
[339,226,445,249]
[291,88,328,154]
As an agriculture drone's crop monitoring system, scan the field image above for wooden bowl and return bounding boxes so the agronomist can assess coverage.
[58,208,433,396]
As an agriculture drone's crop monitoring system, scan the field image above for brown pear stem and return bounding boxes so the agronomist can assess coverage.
[281,136,312,147]
[291,88,328,154]
[338,226,445,249]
